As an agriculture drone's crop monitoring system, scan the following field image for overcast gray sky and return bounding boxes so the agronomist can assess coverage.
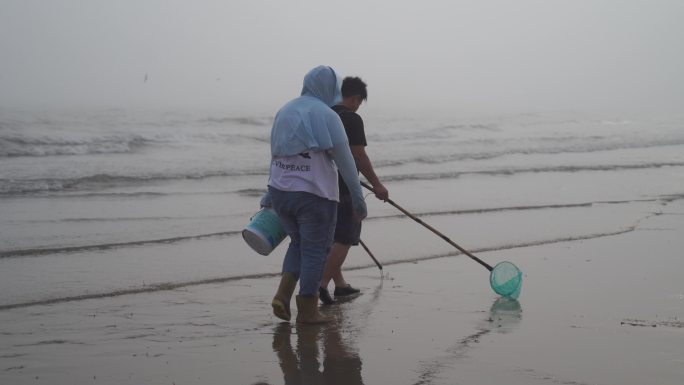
[1,0,683,115]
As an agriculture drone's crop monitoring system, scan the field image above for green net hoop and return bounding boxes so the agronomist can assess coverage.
[489,261,523,299]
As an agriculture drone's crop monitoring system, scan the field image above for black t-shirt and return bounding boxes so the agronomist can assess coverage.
[332,105,367,196]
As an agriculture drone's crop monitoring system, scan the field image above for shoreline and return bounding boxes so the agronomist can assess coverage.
[0,215,645,312]
[2,200,683,384]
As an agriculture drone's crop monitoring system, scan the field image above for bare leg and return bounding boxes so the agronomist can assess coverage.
[320,242,352,289]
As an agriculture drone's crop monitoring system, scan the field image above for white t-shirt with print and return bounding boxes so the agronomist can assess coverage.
[268,150,339,202]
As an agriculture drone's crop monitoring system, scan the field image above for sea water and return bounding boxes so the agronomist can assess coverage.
[1,107,683,308]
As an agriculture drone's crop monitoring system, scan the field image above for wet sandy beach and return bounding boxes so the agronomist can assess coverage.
[3,2,684,383]
[2,199,683,385]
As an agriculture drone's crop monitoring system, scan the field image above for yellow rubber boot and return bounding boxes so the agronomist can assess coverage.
[272,272,297,321]
[295,295,331,324]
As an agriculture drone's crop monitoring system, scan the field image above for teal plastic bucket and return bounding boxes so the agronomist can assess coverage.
[242,208,287,255]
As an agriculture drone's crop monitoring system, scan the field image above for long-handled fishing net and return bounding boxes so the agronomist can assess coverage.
[361,182,523,299]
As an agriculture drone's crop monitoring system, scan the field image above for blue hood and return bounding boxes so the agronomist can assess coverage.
[301,65,343,107]
[271,66,347,157]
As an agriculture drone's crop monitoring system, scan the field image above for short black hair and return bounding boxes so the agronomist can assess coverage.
[341,77,368,100]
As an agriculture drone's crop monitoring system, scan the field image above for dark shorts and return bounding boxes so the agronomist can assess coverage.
[333,194,362,246]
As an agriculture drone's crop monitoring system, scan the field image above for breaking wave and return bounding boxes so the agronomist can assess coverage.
[0,169,269,195]
[197,116,272,126]
[0,134,155,157]
[0,230,242,259]
[374,136,684,167]
[382,162,684,182]
[3,161,682,196]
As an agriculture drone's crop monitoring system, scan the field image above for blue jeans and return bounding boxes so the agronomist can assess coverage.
[269,187,337,296]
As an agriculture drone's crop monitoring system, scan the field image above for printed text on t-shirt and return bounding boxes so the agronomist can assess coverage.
[272,159,311,172]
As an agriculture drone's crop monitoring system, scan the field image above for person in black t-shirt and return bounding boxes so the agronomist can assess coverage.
[319,77,389,305]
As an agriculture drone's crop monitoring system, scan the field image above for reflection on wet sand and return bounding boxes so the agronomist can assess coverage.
[414,297,523,384]
[486,296,522,333]
[268,277,384,385]
[272,322,363,385]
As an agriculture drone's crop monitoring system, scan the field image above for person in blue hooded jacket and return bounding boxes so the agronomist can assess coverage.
[265,66,367,324]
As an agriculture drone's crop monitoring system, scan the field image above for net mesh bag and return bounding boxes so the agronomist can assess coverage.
[489,261,522,299]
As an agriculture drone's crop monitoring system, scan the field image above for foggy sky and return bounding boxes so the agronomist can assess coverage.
[1,0,683,115]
